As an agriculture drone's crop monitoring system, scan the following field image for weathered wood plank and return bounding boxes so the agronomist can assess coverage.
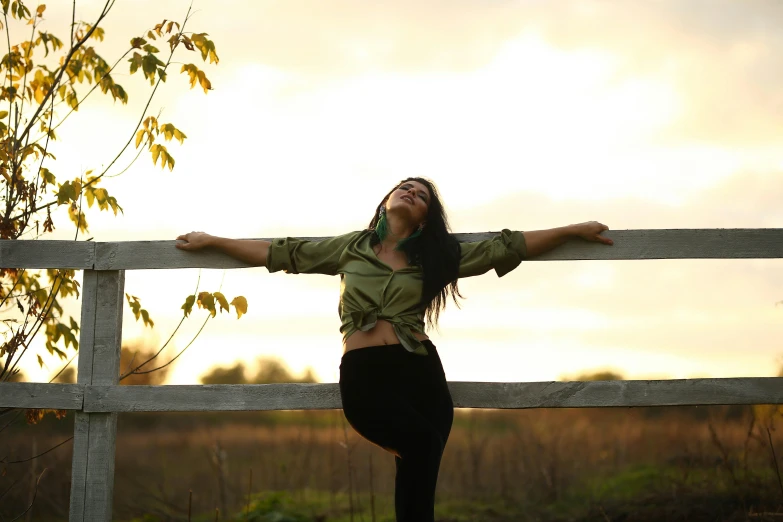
[69,270,124,522]
[75,270,98,385]
[4,230,782,270]
[88,228,783,269]
[0,239,94,269]
[83,377,783,412]
[0,383,84,409]
[91,271,124,385]
[68,413,90,521]
[83,412,117,521]
[447,378,783,408]
[85,383,344,411]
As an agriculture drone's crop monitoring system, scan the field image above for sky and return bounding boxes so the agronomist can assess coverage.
[16,0,783,385]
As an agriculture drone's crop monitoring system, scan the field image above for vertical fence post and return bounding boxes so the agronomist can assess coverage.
[69,270,125,522]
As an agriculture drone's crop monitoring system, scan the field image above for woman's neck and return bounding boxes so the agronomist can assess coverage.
[380,213,415,251]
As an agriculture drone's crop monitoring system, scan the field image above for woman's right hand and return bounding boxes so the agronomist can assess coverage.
[175,231,214,251]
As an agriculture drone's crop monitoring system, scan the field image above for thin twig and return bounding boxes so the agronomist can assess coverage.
[70,0,76,48]
[3,8,13,215]
[245,468,252,517]
[48,352,77,383]
[1,436,73,465]
[707,416,739,486]
[120,269,201,379]
[767,427,783,501]
[0,477,19,502]
[24,85,57,236]
[0,409,21,435]
[7,468,47,522]
[6,270,66,380]
[130,314,210,375]
[0,269,25,325]
[103,138,145,179]
[14,5,40,153]
[73,171,85,240]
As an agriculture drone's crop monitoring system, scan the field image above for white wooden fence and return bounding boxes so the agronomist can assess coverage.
[1,229,783,521]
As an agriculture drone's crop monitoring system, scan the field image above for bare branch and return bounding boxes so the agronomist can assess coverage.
[0,409,22,436]
[0,477,20,503]
[103,136,145,179]
[7,468,47,522]
[70,0,76,48]
[2,437,72,465]
[130,313,209,376]
[120,269,202,380]
[768,427,783,500]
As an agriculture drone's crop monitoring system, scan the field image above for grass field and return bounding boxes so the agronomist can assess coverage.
[2,405,782,521]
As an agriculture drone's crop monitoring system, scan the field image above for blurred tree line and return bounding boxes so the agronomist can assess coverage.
[11,341,316,385]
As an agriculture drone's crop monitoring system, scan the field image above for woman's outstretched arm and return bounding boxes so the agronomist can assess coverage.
[176,232,270,266]
[523,221,613,258]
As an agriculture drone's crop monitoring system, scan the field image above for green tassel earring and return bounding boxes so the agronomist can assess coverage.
[375,207,389,242]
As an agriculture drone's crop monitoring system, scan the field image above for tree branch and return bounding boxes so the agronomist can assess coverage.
[15,0,114,147]
[29,48,133,147]
[11,2,196,225]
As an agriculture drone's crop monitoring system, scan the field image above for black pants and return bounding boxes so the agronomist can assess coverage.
[339,341,454,522]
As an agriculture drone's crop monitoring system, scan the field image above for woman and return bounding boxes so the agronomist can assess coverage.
[175,177,613,521]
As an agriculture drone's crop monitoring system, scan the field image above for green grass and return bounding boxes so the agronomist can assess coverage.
[126,461,783,522]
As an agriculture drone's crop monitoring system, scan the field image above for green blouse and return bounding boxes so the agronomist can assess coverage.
[265,229,527,355]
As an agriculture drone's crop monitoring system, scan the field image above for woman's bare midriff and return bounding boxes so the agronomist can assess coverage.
[343,319,429,354]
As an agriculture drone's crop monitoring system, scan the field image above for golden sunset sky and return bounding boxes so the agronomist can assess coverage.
[21,0,783,384]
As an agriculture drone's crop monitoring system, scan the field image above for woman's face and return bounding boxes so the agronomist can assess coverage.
[385,180,431,227]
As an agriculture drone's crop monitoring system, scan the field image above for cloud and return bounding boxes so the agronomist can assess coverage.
[211,0,783,147]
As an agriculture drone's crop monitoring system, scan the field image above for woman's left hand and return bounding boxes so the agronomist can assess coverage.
[571,221,613,245]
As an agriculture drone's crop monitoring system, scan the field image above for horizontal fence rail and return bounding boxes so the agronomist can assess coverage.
[3,378,782,412]
[2,229,783,522]
[2,229,783,269]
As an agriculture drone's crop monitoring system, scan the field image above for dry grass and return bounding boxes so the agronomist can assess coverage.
[1,405,782,521]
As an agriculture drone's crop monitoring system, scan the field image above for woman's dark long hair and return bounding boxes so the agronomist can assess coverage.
[368,177,463,328]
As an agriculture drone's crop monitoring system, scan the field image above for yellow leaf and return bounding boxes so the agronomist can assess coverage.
[150,144,161,166]
[214,292,229,313]
[181,294,195,317]
[135,129,145,149]
[197,291,216,317]
[140,309,154,328]
[33,85,44,104]
[230,296,248,319]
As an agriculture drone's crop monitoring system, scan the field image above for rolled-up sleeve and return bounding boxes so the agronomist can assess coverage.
[266,231,363,275]
[458,229,527,278]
